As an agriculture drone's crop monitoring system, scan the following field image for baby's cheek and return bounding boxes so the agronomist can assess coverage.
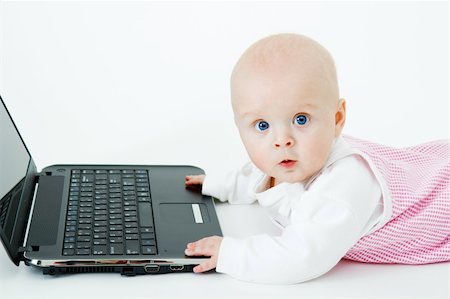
[305,140,332,170]
[247,144,270,171]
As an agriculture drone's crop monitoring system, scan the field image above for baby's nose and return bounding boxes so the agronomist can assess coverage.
[275,138,294,148]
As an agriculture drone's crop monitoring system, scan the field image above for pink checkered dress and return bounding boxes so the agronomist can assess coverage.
[342,135,450,264]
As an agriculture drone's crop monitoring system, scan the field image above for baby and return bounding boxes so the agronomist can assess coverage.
[184,33,449,284]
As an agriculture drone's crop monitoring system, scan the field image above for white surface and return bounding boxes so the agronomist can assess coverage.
[0,1,449,298]
[0,1,448,177]
[0,203,449,299]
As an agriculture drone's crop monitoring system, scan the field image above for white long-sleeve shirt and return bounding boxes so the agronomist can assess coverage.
[202,137,391,284]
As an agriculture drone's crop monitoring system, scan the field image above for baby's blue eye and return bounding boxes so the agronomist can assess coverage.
[294,114,309,126]
[255,121,269,131]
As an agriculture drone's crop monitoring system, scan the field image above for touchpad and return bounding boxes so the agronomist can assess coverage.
[159,203,210,224]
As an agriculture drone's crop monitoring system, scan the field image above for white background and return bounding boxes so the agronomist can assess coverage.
[0,2,449,298]
[0,1,448,175]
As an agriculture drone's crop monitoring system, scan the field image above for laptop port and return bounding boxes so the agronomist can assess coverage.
[169,265,184,271]
[144,264,160,273]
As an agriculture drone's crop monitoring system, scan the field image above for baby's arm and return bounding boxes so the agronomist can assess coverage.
[183,163,260,272]
[186,155,383,284]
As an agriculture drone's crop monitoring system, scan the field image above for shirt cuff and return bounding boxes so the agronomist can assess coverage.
[202,169,228,202]
[216,236,243,276]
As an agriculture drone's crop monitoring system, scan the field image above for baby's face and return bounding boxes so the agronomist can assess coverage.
[232,64,345,185]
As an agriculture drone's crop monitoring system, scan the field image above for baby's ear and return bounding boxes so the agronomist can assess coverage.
[335,98,346,136]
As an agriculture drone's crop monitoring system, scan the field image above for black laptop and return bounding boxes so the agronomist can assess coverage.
[0,95,222,275]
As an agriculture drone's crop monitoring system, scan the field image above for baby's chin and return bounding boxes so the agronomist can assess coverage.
[272,173,311,185]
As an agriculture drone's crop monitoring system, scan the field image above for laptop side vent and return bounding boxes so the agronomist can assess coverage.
[64,266,116,273]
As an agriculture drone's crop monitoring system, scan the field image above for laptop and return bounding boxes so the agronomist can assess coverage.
[0,95,222,275]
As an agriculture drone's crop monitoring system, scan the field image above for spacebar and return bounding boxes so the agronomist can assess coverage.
[138,202,153,227]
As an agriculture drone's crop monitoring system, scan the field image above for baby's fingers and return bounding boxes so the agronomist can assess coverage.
[193,259,216,273]
[185,236,221,257]
[185,175,205,185]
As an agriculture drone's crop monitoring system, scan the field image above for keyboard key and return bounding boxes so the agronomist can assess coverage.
[138,197,151,202]
[125,240,139,255]
[109,231,123,237]
[109,219,122,225]
[79,219,92,224]
[77,242,91,249]
[94,205,107,210]
[94,226,107,233]
[76,249,90,255]
[64,243,75,249]
[109,225,122,231]
[124,211,137,217]
[110,237,123,243]
[142,246,157,255]
[81,174,94,183]
[94,232,107,239]
[78,224,92,230]
[122,178,135,186]
[63,249,75,256]
[110,244,124,255]
[95,174,107,180]
[65,232,75,237]
[94,215,107,221]
[79,213,92,218]
[109,214,122,220]
[94,210,107,215]
[109,203,121,209]
[93,239,107,245]
[138,203,153,227]
[109,174,121,184]
[125,227,138,234]
[140,227,153,233]
[141,239,156,246]
[141,233,155,240]
[77,230,91,236]
[125,234,139,240]
[77,236,91,242]
[66,226,76,232]
[94,221,107,227]
[93,245,107,255]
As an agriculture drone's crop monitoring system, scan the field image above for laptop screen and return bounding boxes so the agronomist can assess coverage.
[0,98,31,242]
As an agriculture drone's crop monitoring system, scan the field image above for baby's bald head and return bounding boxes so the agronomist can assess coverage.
[230,33,340,113]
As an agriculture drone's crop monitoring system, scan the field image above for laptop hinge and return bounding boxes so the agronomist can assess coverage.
[18,246,32,255]
[34,171,52,182]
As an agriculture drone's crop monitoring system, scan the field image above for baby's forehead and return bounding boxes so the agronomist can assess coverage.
[231,34,339,110]
[234,34,335,80]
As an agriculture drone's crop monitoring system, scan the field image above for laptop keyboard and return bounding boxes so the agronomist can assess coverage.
[62,169,157,256]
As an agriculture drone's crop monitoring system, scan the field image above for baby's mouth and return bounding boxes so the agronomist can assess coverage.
[278,159,297,168]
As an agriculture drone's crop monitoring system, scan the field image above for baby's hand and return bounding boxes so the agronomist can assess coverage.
[185,236,223,273]
[185,175,205,187]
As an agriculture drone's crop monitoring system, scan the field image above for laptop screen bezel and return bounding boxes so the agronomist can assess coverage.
[0,95,38,265]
